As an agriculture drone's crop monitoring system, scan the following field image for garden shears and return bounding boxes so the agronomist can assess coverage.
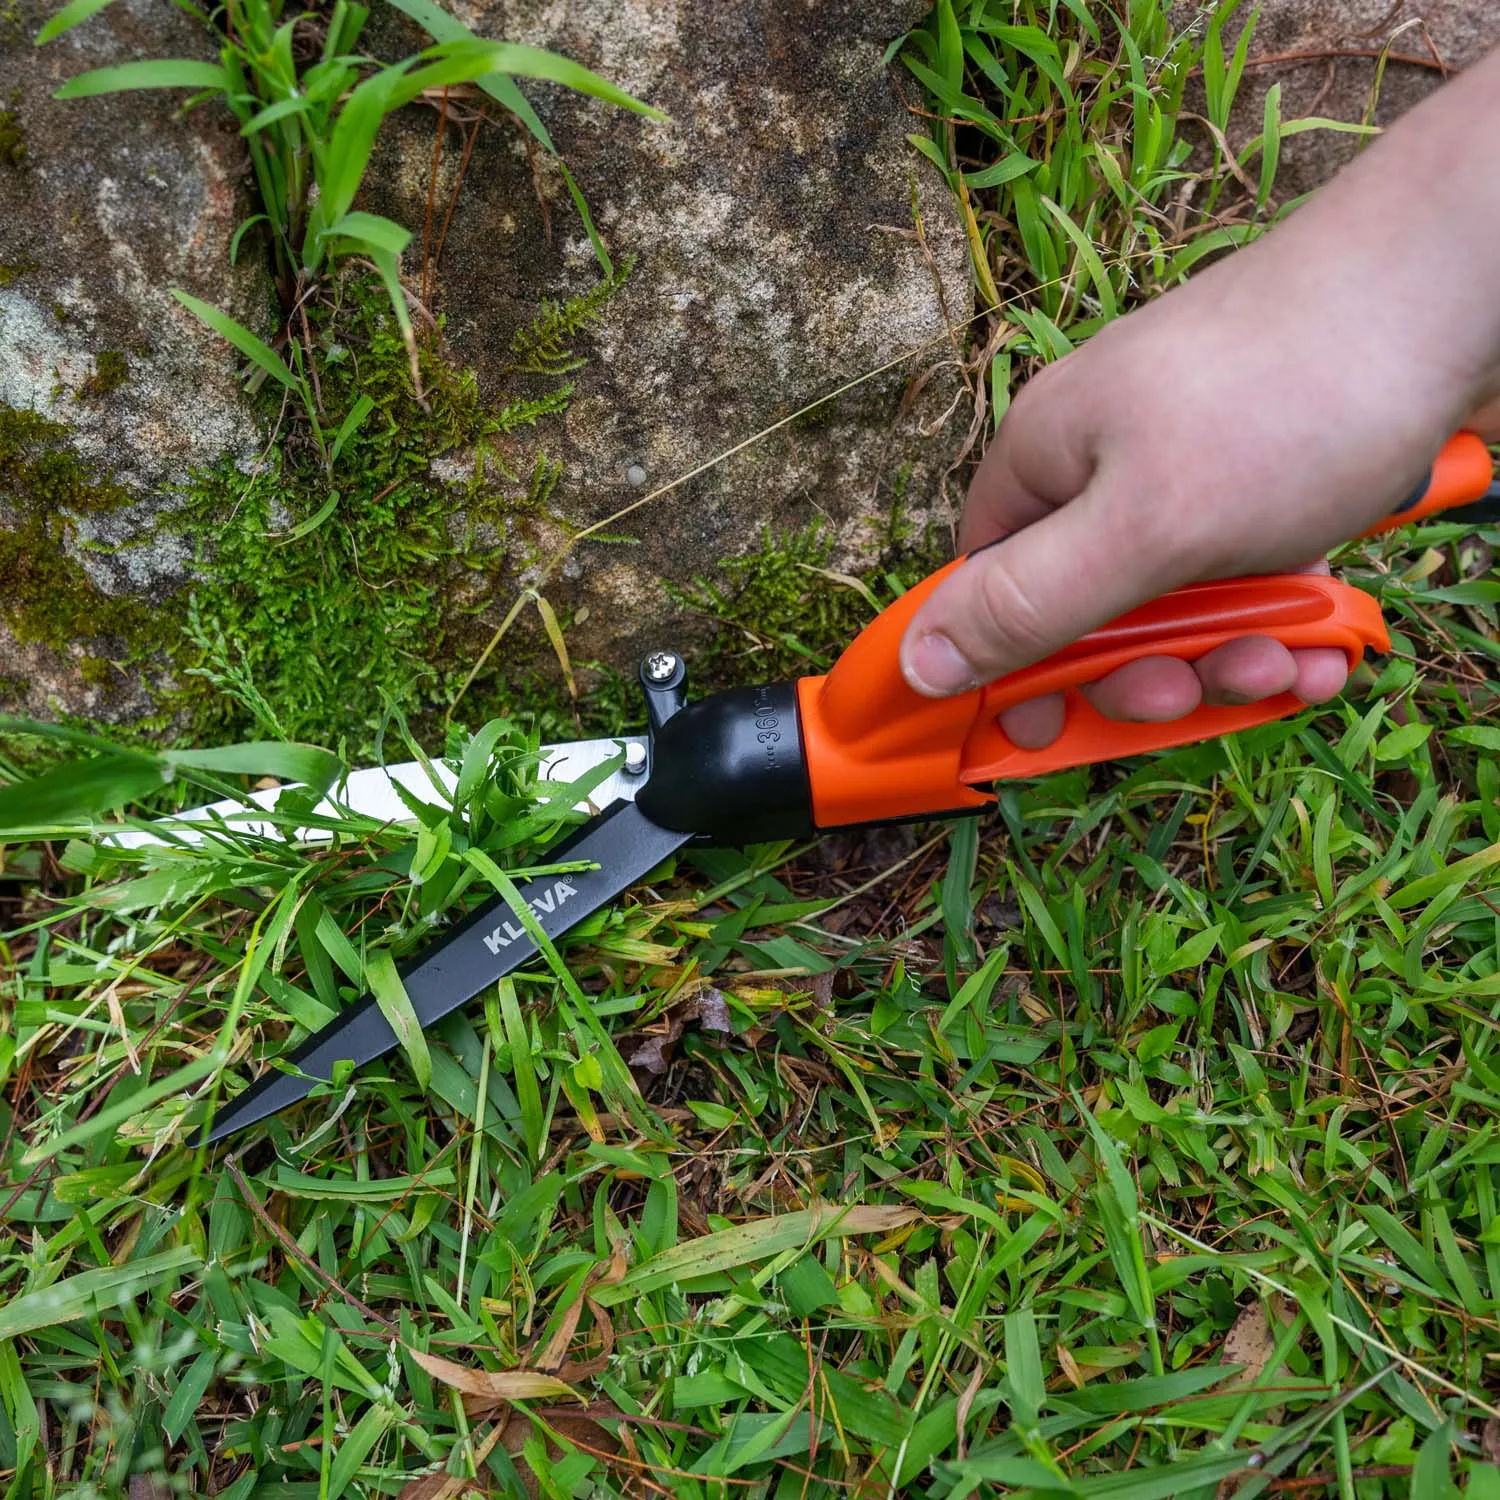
[198,430,1498,1143]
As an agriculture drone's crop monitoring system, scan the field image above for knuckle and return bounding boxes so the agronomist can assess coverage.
[970,560,1062,669]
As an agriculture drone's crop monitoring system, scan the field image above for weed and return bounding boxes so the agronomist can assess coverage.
[161,268,627,754]
[900,1,1374,403]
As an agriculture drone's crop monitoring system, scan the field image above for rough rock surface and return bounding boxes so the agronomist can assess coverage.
[1210,0,1494,200]
[0,0,264,718]
[369,0,974,673]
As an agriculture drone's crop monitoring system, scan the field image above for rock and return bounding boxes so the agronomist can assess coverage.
[1203,0,1492,202]
[0,0,265,719]
[368,0,974,677]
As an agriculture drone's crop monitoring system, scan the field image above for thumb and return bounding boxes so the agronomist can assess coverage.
[899,489,1171,697]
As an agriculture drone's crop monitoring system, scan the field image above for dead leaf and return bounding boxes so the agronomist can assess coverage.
[407,1347,582,1409]
[535,1291,588,1373]
[1055,1342,1085,1390]
[626,986,734,1073]
[954,1358,989,1459]
[1485,1415,1500,1465]
[535,1244,628,1375]
[1218,1294,1295,1392]
[810,970,836,1017]
[695,986,732,1033]
[626,1016,682,1075]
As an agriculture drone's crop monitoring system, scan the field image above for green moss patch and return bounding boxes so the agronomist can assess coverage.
[162,270,629,752]
[670,489,944,687]
[0,405,156,656]
[0,106,24,170]
[75,350,128,401]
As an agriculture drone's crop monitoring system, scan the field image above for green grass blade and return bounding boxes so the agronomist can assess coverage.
[366,948,432,1090]
[0,1248,199,1340]
[171,289,296,389]
[34,0,117,44]
[54,59,227,98]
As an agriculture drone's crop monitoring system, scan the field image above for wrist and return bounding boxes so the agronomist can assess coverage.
[1285,47,1500,425]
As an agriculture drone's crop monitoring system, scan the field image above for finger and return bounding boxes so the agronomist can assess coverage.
[957,365,1096,551]
[1192,636,1299,705]
[902,486,1175,697]
[1079,657,1203,722]
[998,693,1066,749]
[1291,647,1350,703]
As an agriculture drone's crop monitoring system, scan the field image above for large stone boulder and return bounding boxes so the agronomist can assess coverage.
[369,0,974,681]
[0,0,265,720]
[0,0,973,727]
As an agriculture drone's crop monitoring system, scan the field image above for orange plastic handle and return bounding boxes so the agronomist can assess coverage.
[1359,430,1493,535]
[796,431,1494,832]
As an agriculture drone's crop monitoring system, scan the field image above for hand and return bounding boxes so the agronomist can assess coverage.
[899,47,1500,746]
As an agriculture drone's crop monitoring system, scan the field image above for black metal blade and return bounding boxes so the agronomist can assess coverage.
[1441,481,1500,528]
[203,801,693,1144]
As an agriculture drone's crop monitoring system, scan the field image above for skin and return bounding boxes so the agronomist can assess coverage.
[899,47,1500,748]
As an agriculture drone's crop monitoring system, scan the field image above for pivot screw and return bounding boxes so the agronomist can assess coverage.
[623,741,648,775]
[643,650,679,683]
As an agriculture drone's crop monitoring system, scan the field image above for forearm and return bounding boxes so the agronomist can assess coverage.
[1245,46,1500,428]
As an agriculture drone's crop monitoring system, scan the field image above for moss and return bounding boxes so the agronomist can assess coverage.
[668,499,945,687]
[0,107,23,170]
[76,350,129,401]
[159,265,632,754]
[0,672,28,703]
[0,405,157,657]
[0,405,133,514]
[0,261,26,288]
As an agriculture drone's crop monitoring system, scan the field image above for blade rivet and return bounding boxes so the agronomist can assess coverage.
[643,650,679,683]
[624,741,647,775]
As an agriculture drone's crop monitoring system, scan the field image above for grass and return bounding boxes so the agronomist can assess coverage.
[1,1,1499,1498]
[898,0,1375,424]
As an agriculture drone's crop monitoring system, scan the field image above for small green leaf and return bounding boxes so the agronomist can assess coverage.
[35,0,117,45]
[319,210,413,256]
[55,59,227,98]
[1449,726,1500,751]
[1257,81,1281,210]
[164,741,342,794]
[279,489,341,542]
[964,152,1039,188]
[171,290,296,390]
[330,393,376,466]
[1374,721,1432,762]
[1409,1423,1456,1499]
